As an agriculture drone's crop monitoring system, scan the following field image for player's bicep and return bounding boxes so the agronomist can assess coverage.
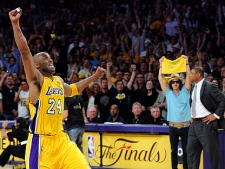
[63,83,72,97]
[57,76,73,97]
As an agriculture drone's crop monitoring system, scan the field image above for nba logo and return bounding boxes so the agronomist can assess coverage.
[88,136,94,158]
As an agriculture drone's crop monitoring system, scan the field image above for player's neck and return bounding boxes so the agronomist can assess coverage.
[42,73,54,80]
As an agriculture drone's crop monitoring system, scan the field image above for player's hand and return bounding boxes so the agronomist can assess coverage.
[95,67,106,78]
[8,7,22,24]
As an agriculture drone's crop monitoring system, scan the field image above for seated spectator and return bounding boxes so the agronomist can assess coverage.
[205,73,215,82]
[148,106,168,125]
[211,78,221,89]
[153,84,167,119]
[0,117,28,167]
[86,106,102,123]
[222,77,225,93]
[127,102,148,124]
[106,104,125,123]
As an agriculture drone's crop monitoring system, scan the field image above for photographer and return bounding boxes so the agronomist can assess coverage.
[0,117,28,167]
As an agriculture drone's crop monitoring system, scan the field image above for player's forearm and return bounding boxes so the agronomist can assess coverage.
[76,74,99,93]
[12,23,30,53]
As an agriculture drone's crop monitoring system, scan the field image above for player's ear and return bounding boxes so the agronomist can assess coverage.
[35,63,40,69]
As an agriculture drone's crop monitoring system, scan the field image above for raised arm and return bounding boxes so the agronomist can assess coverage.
[216,22,221,47]
[182,55,191,90]
[9,8,41,85]
[14,85,22,103]
[0,72,8,90]
[63,67,105,97]
[158,56,167,92]
[127,64,137,90]
[67,70,78,82]
[106,62,113,89]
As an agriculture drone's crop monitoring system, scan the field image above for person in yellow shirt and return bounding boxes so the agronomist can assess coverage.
[9,7,105,169]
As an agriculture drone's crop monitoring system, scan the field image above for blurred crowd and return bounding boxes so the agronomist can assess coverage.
[0,0,225,124]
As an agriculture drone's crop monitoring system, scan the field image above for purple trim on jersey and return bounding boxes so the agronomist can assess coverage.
[28,134,40,169]
[30,100,40,133]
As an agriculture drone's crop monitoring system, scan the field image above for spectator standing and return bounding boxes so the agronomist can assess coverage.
[11,72,20,87]
[106,62,136,121]
[0,73,18,120]
[90,49,102,67]
[2,55,19,75]
[86,82,100,109]
[158,55,191,169]
[94,78,111,122]
[139,61,149,78]
[122,70,131,86]
[78,58,91,78]
[14,79,30,120]
[67,55,78,78]
[140,80,158,116]
[187,66,225,169]
[64,95,87,153]
[132,73,146,103]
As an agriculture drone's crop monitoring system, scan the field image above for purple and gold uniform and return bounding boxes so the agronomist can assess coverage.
[25,76,90,169]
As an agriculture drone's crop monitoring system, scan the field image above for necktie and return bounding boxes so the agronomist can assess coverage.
[191,85,197,117]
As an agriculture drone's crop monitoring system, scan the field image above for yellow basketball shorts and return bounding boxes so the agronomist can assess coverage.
[25,131,90,169]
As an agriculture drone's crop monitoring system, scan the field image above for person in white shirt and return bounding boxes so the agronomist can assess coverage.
[188,66,225,169]
[14,79,30,120]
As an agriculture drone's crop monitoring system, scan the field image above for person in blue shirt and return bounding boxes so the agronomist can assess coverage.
[2,55,19,75]
[158,55,191,169]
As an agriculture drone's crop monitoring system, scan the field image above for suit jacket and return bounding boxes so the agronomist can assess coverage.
[190,80,225,129]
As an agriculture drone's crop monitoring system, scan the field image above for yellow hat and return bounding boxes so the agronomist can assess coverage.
[167,73,183,83]
[78,73,86,79]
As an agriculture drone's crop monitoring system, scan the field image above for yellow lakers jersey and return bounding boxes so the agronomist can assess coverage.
[29,76,65,135]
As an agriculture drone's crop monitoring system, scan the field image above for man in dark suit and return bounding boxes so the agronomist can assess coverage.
[187,66,225,169]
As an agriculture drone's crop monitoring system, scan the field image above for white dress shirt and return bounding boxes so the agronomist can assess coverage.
[191,79,211,118]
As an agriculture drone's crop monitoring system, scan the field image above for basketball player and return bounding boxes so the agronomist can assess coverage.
[9,7,105,169]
